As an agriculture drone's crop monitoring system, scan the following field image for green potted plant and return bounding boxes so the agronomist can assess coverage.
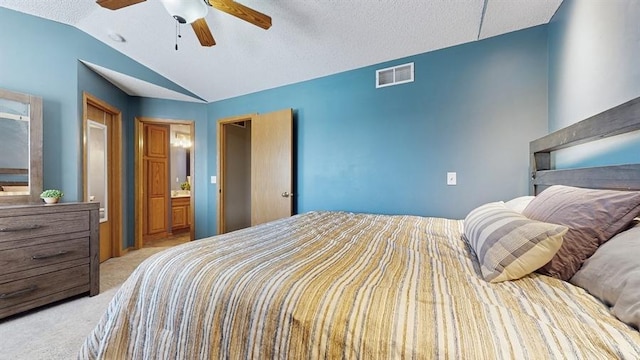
[40,189,63,204]
[180,181,191,191]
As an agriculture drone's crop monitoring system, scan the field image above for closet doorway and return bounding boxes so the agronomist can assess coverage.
[217,108,293,234]
[134,117,195,249]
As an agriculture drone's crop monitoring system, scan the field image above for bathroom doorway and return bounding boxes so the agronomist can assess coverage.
[134,117,195,249]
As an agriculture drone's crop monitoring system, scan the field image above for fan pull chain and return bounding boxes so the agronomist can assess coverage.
[175,20,182,51]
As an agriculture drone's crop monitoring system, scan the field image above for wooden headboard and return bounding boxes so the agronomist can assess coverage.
[530,97,640,195]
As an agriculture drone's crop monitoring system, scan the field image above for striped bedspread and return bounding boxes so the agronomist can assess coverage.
[80,211,640,359]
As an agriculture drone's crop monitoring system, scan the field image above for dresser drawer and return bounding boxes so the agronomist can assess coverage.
[0,203,99,319]
[0,265,90,317]
[0,211,89,243]
[0,237,89,276]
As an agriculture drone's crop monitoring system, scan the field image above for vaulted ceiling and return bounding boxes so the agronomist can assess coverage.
[0,0,563,102]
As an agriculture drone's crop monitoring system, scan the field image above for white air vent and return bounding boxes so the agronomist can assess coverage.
[376,62,414,88]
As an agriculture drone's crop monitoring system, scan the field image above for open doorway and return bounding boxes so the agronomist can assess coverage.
[134,117,195,249]
[218,117,253,233]
[217,109,294,234]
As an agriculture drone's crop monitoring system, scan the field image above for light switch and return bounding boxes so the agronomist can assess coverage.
[211,176,217,184]
[447,172,457,186]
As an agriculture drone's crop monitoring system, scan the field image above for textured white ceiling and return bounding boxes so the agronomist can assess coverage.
[0,0,562,103]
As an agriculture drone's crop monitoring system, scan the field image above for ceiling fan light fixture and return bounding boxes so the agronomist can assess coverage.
[96,0,270,48]
[160,0,208,24]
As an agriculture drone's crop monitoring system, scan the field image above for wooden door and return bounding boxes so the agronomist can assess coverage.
[83,93,123,262]
[143,123,170,243]
[251,109,293,225]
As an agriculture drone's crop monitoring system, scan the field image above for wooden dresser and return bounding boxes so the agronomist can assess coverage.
[0,202,99,319]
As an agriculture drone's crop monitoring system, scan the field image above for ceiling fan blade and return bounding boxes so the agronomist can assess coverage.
[191,18,216,47]
[206,0,272,30]
[96,0,146,10]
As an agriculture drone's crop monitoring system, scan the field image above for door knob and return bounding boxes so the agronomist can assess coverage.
[281,192,290,198]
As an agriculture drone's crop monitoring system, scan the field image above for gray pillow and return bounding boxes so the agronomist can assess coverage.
[523,185,640,280]
[570,222,640,330]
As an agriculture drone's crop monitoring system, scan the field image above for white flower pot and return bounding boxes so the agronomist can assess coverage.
[43,197,59,204]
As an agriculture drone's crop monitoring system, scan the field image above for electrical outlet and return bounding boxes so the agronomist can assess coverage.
[447,172,457,186]
[211,176,217,184]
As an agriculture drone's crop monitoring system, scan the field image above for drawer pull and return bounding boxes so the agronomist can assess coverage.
[32,250,69,260]
[0,224,42,232]
[0,285,37,300]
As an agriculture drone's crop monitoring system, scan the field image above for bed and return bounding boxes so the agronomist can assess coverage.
[80,99,640,359]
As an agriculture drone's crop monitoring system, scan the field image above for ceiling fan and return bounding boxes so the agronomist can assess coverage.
[96,0,272,47]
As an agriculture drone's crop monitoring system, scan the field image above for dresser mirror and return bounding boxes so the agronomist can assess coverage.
[0,88,43,204]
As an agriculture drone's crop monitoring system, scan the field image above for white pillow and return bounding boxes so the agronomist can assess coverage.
[505,196,535,213]
[464,202,568,283]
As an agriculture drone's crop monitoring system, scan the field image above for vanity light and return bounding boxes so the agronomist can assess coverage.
[171,132,192,148]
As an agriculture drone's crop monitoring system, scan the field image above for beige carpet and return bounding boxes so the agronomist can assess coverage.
[0,246,169,360]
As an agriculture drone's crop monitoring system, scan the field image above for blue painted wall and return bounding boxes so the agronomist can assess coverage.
[14,4,623,240]
[548,0,640,168]
[208,26,549,222]
[77,63,132,246]
[1,8,209,247]
[0,5,552,240]
[4,1,638,242]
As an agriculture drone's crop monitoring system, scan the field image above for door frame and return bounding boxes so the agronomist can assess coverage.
[82,92,123,258]
[217,113,256,235]
[134,117,196,249]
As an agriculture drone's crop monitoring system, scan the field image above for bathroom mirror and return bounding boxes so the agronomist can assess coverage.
[0,88,42,204]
